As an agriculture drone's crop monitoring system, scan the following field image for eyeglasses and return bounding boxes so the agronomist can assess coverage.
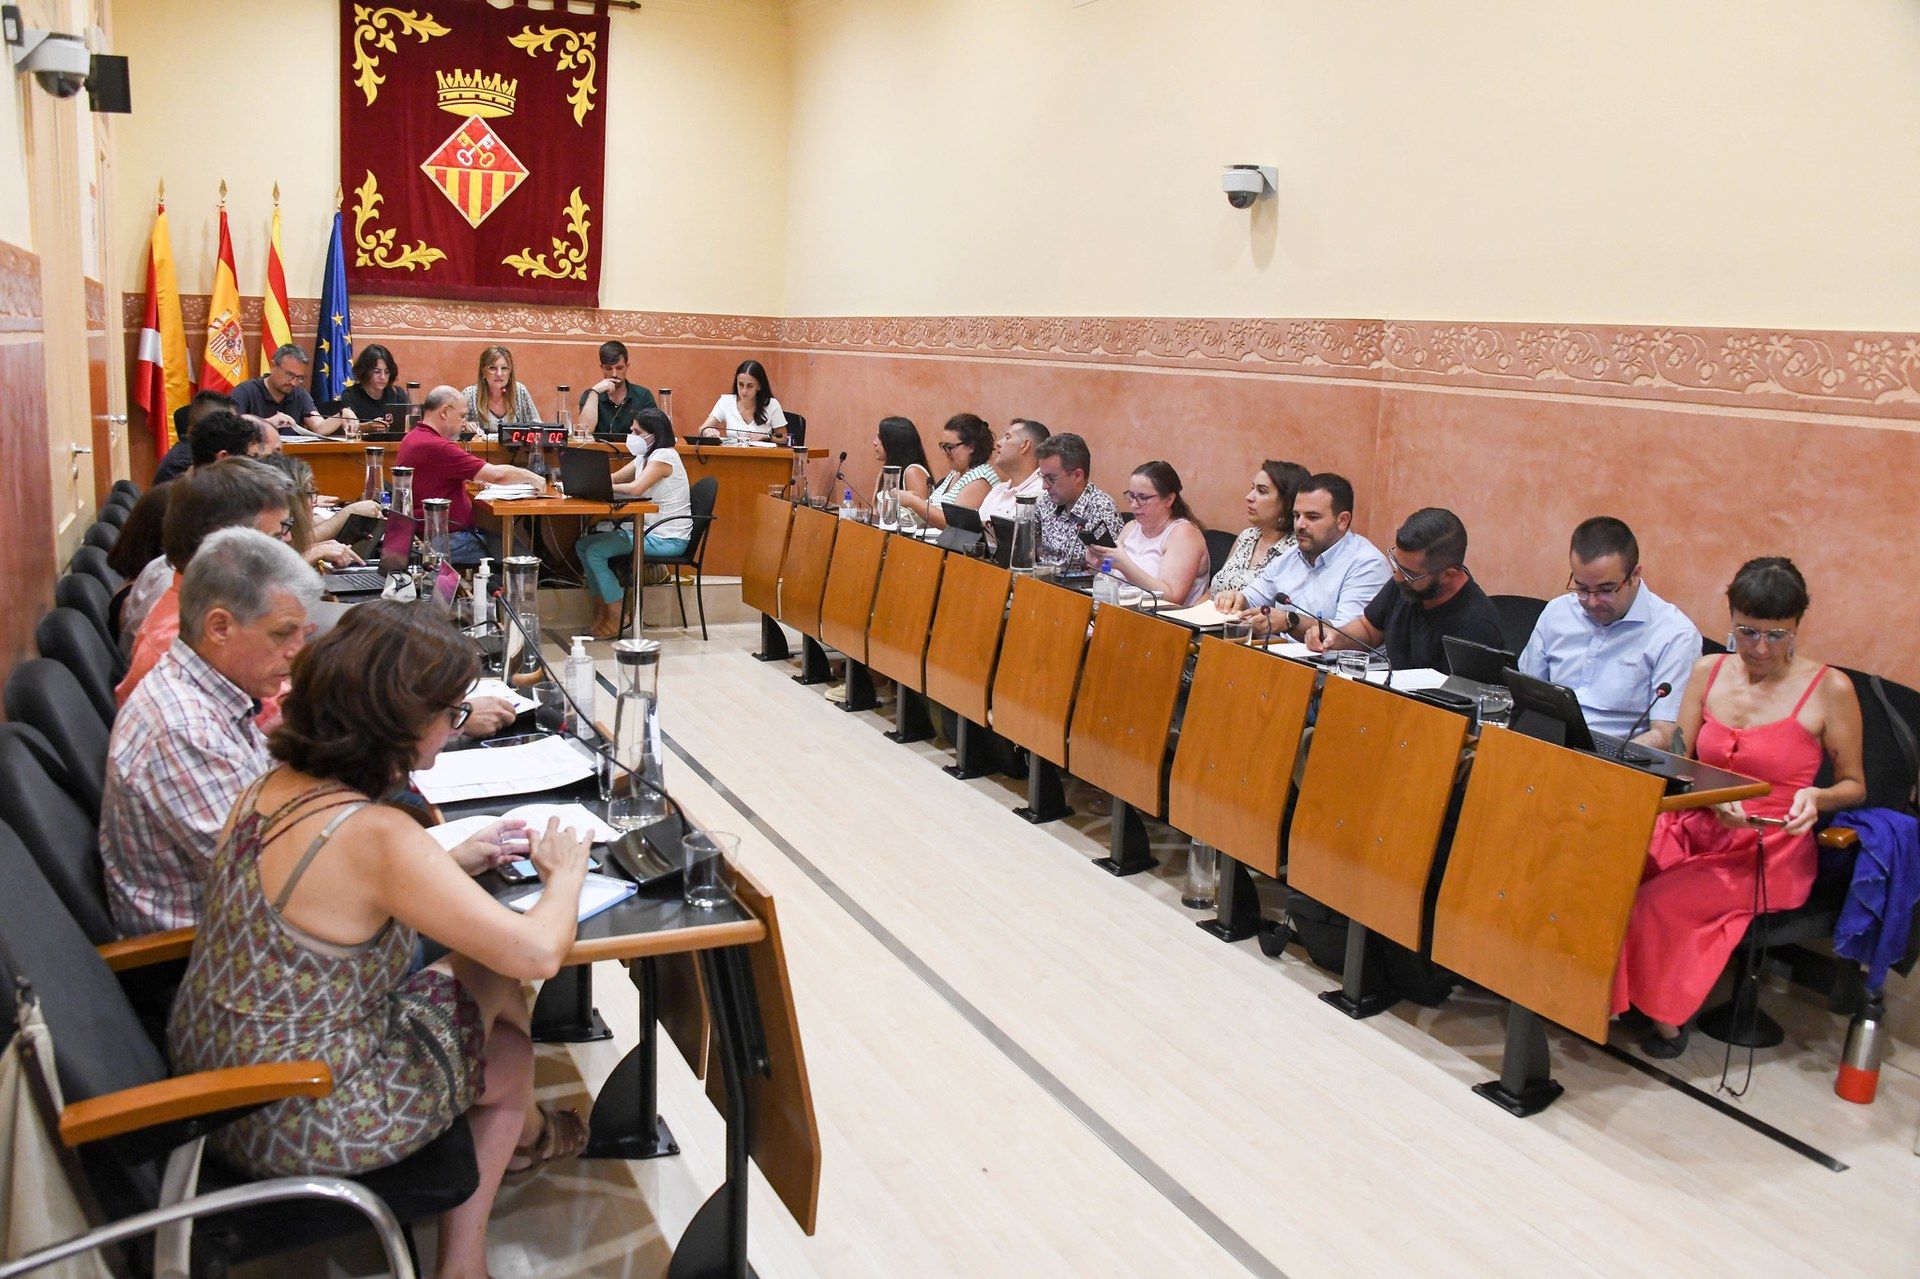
[276,517,296,540]
[447,701,473,730]
[1123,490,1163,506]
[1388,546,1450,586]
[937,442,963,455]
[1567,576,1626,600]
[1731,625,1795,646]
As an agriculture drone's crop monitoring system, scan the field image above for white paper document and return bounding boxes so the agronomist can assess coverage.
[1160,601,1236,628]
[469,677,539,715]
[1362,667,1451,691]
[505,871,637,921]
[476,484,538,502]
[426,803,618,850]
[411,735,597,804]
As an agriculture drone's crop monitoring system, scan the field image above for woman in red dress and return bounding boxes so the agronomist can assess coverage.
[1611,558,1863,1057]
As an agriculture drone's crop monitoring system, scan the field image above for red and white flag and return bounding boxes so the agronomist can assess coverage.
[132,185,191,452]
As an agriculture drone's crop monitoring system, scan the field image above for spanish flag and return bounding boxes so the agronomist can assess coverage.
[257,186,293,375]
[132,184,191,452]
[199,183,247,394]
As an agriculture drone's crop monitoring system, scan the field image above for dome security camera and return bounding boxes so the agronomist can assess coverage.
[1221,164,1277,210]
[6,13,91,100]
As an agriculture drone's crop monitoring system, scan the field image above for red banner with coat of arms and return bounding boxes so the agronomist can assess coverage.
[340,1,608,305]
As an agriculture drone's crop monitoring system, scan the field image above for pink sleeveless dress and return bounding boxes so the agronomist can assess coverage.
[1610,658,1827,1026]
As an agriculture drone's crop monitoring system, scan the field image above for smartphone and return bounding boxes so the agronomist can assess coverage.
[1077,527,1117,549]
[480,732,546,749]
[500,854,601,883]
[1748,815,1788,829]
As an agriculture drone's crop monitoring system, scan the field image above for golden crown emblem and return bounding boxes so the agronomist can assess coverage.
[435,69,518,119]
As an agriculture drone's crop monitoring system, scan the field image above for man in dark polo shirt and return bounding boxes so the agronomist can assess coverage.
[231,343,353,437]
[383,385,547,571]
[151,390,238,485]
[1316,507,1505,670]
[577,340,659,437]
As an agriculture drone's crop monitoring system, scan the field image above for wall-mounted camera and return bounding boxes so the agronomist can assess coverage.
[4,4,123,107]
[1221,164,1277,210]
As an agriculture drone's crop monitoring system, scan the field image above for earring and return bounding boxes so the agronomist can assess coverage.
[1725,630,1736,651]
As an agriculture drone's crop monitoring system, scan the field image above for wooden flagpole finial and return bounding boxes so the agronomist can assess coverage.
[218,179,228,206]
[272,181,281,206]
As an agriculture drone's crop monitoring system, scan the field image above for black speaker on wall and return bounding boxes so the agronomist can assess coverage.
[87,54,129,114]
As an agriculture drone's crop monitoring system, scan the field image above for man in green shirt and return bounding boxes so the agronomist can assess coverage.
[577,340,659,437]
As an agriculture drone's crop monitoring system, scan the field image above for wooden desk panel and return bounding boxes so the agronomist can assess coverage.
[1167,641,1317,877]
[742,494,793,618]
[1067,607,1191,815]
[866,535,946,692]
[820,520,888,663]
[923,555,1012,725]
[1431,727,1669,1043]
[1286,675,1469,952]
[989,578,1095,767]
[779,507,839,639]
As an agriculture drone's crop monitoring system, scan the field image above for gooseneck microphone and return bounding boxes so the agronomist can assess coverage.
[1619,681,1674,761]
[831,450,869,505]
[1276,591,1396,689]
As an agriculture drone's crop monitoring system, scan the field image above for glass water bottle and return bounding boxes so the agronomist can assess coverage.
[1183,840,1219,909]
[389,466,416,563]
[876,465,903,531]
[403,381,421,433]
[657,387,673,428]
[1009,493,1039,573]
[501,554,543,684]
[787,443,810,506]
[360,445,386,505]
[603,638,667,832]
[421,497,451,568]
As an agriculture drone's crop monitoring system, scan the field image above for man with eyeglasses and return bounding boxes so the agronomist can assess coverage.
[1518,516,1700,750]
[1317,507,1505,669]
[1033,432,1122,563]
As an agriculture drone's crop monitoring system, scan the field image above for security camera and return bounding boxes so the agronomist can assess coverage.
[6,12,91,100]
[1221,164,1277,210]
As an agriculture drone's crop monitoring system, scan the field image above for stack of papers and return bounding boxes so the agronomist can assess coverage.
[426,802,619,850]
[476,483,539,502]
[1363,667,1451,691]
[1160,601,1236,628]
[469,677,539,715]
[505,870,637,921]
[412,735,597,803]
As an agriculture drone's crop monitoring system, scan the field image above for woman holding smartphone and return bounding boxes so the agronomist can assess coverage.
[1610,558,1864,1057]
[330,344,412,430]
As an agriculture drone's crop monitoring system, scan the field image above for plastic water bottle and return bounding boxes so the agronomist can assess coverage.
[565,636,596,740]
[838,487,856,520]
[1092,558,1120,610]
[470,560,491,630]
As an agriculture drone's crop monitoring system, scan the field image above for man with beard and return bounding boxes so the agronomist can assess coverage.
[1317,507,1505,668]
[1224,472,1390,642]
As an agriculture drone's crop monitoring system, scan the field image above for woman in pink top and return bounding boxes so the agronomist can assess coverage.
[1091,461,1210,607]
[1611,558,1863,1057]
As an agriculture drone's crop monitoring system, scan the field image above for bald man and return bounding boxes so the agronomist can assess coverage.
[385,384,546,569]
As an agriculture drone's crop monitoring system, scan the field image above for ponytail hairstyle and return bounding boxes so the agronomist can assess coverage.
[1133,460,1199,528]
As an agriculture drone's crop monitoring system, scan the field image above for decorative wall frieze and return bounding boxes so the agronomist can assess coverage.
[117,291,1920,420]
[0,242,42,332]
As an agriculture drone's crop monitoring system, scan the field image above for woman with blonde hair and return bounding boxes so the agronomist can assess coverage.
[463,345,539,433]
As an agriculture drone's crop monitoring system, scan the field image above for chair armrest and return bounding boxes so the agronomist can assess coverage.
[1818,827,1859,851]
[96,927,196,972]
[60,1061,333,1146]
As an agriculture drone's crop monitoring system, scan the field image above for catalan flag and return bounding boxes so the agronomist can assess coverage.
[313,207,353,408]
[257,186,294,375]
[132,185,191,453]
[199,184,247,394]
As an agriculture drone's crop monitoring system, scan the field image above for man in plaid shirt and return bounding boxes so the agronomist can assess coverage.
[100,528,322,935]
[1034,432,1124,565]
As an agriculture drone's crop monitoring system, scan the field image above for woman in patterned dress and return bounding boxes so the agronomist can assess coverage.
[169,601,591,1278]
[1209,459,1310,597]
[899,412,997,530]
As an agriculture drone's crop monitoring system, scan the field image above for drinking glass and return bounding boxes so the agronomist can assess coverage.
[1222,621,1255,646]
[531,679,569,736]
[1334,650,1369,681]
[1476,687,1514,730]
[341,414,361,441]
[682,830,737,909]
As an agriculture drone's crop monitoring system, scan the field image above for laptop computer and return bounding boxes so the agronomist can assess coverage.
[559,447,642,506]
[1443,635,1517,684]
[1501,668,1691,788]
[320,566,386,596]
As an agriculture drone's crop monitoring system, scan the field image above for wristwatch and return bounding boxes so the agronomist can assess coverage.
[1284,610,1299,634]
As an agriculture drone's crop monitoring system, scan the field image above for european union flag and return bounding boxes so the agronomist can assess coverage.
[313,211,353,408]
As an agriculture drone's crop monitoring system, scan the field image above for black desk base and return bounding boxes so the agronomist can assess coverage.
[582,958,677,1161]
[752,614,790,663]
[1014,753,1072,824]
[886,687,935,743]
[667,946,767,1279]
[530,965,612,1044]
[1093,797,1157,875]
[1473,1003,1564,1117]
[1199,856,1263,942]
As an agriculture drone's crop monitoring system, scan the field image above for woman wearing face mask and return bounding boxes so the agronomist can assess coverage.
[695,359,786,443]
[1209,459,1310,597]
[1611,558,1864,1058]
[1089,461,1211,607]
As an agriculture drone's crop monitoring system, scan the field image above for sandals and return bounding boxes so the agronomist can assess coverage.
[505,1103,589,1179]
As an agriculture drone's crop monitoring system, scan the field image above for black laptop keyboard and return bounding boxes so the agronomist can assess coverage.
[324,569,385,593]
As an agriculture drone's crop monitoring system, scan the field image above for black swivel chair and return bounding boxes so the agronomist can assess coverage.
[110,478,142,502]
[0,825,479,1274]
[37,607,121,725]
[1489,593,1550,654]
[7,659,110,822]
[55,572,126,674]
[1201,528,1238,585]
[1697,667,1920,1048]
[0,724,115,944]
[783,410,806,446]
[616,476,720,639]
[69,544,128,595]
[97,502,130,529]
[83,522,119,553]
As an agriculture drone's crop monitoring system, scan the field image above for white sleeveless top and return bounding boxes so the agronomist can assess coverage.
[639,445,692,540]
[1119,517,1209,606]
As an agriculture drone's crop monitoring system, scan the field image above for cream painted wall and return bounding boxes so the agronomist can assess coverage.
[0,76,33,250]
[783,0,1920,328]
[106,0,789,314]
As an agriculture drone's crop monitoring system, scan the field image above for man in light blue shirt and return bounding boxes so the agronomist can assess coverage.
[1518,516,1701,750]
[1219,472,1390,643]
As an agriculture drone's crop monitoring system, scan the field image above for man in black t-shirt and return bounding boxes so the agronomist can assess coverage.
[1322,507,1506,670]
[151,390,238,485]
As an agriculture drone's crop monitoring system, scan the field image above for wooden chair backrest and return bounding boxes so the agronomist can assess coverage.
[819,520,887,663]
[1287,675,1469,951]
[922,555,1012,724]
[707,864,822,1236]
[1167,642,1317,876]
[741,494,793,617]
[1067,606,1191,815]
[989,577,1095,766]
[866,535,946,692]
[779,506,839,638]
[1431,726,1667,1043]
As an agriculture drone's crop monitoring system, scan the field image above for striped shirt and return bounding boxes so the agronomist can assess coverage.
[101,639,270,935]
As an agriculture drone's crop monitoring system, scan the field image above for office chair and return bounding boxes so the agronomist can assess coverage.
[54,573,125,674]
[6,659,110,822]
[36,608,120,725]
